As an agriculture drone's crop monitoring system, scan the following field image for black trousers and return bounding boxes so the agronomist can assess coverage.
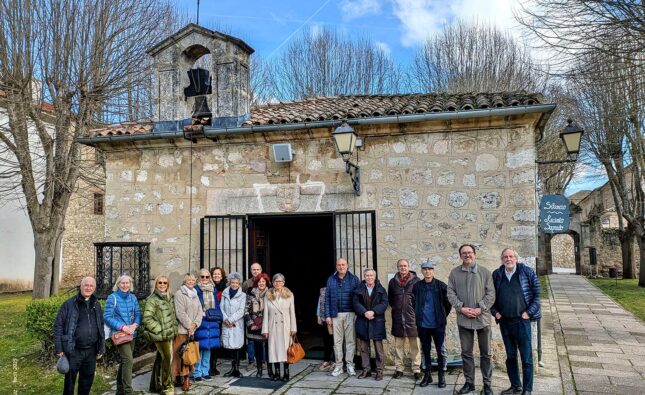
[63,347,97,395]
[418,326,445,373]
[252,340,269,365]
[320,324,334,362]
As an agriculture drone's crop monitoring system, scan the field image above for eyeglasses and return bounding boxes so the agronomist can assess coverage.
[157,282,168,285]
[200,275,211,279]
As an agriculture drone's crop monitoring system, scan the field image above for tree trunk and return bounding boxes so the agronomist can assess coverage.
[619,225,635,279]
[32,231,61,299]
[639,236,645,287]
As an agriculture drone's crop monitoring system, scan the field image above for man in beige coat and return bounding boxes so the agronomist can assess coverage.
[447,244,496,395]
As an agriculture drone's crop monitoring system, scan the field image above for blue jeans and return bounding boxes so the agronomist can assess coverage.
[193,349,211,378]
[500,318,533,391]
[247,341,255,363]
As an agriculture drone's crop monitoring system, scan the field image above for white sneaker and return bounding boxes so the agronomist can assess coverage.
[347,365,356,376]
[331,366,343,376]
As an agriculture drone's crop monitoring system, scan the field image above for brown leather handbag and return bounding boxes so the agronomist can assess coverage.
[111,331,133,345]
[287,335,305,364]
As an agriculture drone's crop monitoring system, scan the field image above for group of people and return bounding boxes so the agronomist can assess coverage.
[318,245,539,395]
[52,264,297,395]
[53,243,539,395]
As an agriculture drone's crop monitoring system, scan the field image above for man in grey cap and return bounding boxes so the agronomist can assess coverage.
[412,260,451,388]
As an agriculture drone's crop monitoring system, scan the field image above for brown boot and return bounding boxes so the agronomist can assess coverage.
[375,372,383,381]
[182,376,190,392]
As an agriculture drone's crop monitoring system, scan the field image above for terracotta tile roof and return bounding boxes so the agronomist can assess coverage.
[244,92,543,126]
[91,121,154,137]
[89,91,544,137]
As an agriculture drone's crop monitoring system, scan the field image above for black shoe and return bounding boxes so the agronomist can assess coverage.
[483,384,493,395]
[521,391,531,395]
[457,383,476,394]
[272,363,281,381]
[501,387,523,395]
[419,372,432,387]
[282,363,290,382]
[267,363,274,379]
[193,376,203,382]
[358,370,371,379]
[393,371,403,379]
[437,370,446,388]
[209,367,220,376]
[256,362,263,377]
[413,372,422,381]
[223,367,235,377]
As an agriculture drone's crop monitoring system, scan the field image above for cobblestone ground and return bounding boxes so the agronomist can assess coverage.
[548,274,645,395]
[105,282,570,395]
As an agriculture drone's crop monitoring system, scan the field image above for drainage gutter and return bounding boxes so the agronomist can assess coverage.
[77,104,556,145]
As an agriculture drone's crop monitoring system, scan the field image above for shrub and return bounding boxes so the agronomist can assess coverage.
[25,290,155,365]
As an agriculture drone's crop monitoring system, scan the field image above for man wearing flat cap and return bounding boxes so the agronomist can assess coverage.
[411,260,451,388]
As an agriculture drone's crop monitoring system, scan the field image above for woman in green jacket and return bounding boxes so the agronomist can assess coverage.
[143,275,178,395]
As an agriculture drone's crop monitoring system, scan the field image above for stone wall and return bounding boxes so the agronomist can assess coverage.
[61,147,105,288]
[551,234,575,269]
[100,122,539,361]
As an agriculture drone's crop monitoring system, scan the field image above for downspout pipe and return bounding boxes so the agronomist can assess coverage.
[77,103,556,145]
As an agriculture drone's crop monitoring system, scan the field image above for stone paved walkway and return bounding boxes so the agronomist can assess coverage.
[548,274,645,395]
[104,279,571,395]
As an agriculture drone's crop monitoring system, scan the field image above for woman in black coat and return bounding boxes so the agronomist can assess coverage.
[352,269,388,381]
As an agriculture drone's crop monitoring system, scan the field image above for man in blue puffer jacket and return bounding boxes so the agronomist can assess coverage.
[324,258,360,377]
[491,248,540,395]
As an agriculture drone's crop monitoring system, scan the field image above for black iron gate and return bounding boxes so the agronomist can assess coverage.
[333,211,377,278]
[94,242,150,299]
[200,216,247,279]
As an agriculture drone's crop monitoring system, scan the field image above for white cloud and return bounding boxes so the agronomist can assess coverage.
[375,41,392,55]
[391,0,525,47]
[340,0,382,19]
[391,0,450,46]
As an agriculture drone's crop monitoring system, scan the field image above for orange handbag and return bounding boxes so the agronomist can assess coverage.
[287,335,305,364]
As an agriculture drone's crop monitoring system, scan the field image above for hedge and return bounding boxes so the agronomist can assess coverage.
[25,290,155,365]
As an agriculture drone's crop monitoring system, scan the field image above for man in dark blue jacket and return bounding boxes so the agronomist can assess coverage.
[53,277,105,395]
[325,258,361,377]
[412,261,451,388]
[491,248,541,395]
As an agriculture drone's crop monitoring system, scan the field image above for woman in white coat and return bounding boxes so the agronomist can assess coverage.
[262,273,297,382]
[220,272,246,378]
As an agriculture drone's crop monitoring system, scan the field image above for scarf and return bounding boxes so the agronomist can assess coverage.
[199,282,215,309]
[399,272,411,287]
[181,285,197,299]
[229,287,239,299]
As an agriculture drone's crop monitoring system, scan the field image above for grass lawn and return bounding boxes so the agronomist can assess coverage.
[539,275,549,299]
[0,293,110,395]
[588,278,645,322]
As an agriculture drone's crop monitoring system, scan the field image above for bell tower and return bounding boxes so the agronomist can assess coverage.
[147,24,254,123]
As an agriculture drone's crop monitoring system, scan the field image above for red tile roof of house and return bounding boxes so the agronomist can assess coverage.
[89,91,544,137]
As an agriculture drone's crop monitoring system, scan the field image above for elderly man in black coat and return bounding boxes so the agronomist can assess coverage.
[53,277,106,395]
[353,268,388,381]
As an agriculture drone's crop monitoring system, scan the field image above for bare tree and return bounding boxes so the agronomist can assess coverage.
[270,27,402,100]
[0,0,175,298]
[516,0,644,77]
[572,50,645,283]
[409,19,548,93]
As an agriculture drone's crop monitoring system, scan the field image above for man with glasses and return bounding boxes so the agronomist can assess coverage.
[448,244,496,395]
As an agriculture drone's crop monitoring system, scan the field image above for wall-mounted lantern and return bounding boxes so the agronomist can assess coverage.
[332,122,361,196]
[537,119,584,164]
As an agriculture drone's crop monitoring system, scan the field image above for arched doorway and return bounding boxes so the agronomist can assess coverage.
[550,230,581,274]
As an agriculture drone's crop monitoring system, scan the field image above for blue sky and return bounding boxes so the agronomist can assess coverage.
[175,0,605,195]
[175,0,522,67]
